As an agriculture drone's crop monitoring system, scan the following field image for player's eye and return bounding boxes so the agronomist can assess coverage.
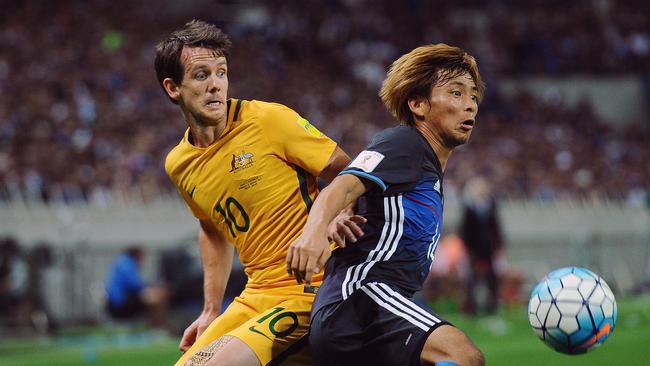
[217,69,226,77]
[471,95,478,102]
[452,90,462,97]
[195,72,207,81]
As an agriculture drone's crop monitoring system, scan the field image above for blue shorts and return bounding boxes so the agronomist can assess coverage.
[309,282,450,366]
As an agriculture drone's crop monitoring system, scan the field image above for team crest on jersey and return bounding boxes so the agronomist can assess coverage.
[229,150,254,173]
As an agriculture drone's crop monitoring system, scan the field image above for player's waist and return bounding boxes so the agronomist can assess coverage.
[325,263,422,296]
[244,266,324,290]
[244,281,323,297]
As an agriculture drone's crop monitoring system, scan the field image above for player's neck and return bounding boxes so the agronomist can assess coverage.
[185,114,228,148]
[415,123,451,171]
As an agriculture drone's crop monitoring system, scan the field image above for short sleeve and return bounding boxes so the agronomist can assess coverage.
[259,103,337,177]
[340,127,424,191]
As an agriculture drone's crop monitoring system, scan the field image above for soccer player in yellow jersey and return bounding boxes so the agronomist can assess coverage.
[154,20,351,366]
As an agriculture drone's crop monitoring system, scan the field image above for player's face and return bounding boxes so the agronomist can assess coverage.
[425,72,479,147]
[174,46,229,126]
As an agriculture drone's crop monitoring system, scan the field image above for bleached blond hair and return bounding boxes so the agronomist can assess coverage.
[379,44,485,125]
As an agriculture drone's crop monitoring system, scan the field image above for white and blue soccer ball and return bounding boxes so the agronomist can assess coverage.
[528,266,617,354]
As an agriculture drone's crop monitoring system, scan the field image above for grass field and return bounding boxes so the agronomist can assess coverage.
[1,296,648,366]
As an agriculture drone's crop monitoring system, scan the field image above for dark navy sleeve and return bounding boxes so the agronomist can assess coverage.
[339,126,423,192]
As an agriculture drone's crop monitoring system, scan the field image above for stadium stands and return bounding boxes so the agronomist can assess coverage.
[0,0,648,204]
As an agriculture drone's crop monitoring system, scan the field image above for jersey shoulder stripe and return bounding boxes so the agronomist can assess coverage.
[339,170,388,192]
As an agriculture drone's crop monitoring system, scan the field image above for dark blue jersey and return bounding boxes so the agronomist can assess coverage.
[313,125,444,314]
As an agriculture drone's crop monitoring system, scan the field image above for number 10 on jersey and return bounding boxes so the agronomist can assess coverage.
[214,196,250,238]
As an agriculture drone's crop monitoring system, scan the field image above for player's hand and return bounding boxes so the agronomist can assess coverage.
[327,210,366,248]
[286,231,331,285]
[179,309,219,352]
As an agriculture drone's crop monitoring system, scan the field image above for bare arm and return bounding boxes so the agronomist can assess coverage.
[179,219,234,352]
[286,173,368,284]
[318,146,350,182]
[317,146,367,245]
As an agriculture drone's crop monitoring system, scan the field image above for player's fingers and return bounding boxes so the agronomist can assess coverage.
[330,230,344,247]
[347,222,364,239]
[348,216,366,237]
[316,248,331,273]
[293,268,304,284]
[338,221,358,243]
[298,250,310,284]
[197,324,208,339]
[286,245,295,276]
[304,256,317,285]
[180,327,197,351]
[291,248,305,284]
[288,244,303,278]
[349,215,367,224]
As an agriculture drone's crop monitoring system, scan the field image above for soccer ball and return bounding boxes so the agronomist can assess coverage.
[527,266,617,354]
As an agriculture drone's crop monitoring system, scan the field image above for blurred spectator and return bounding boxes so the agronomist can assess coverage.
[159,247,246,336]
[421,234,470,313]
[0,237,27,322]
[25,243,58,334]
[459,176,504,314]
[0,0,647,203]
[104,246,168,328]
[160,247,203,310]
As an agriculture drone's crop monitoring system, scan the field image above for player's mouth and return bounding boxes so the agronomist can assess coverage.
[205,100,224,108]
[460,119,475,132]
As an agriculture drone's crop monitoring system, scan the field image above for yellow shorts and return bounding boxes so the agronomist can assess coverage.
[175,284,317,366]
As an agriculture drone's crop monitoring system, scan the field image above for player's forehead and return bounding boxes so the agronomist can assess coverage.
[435,71,477,90]
[180,46,227,71]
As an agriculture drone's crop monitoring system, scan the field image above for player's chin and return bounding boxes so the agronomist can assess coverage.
[448,133,471,147]
[196,113,223,127]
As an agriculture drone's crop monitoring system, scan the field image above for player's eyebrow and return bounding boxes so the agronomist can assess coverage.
[186,59,227,74]
[448,80,478,91]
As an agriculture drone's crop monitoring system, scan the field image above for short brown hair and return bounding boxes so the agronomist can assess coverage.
[154,20,232,103]
[379,44,485,125]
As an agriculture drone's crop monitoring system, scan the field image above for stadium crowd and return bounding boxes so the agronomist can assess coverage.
[0,0,648,204]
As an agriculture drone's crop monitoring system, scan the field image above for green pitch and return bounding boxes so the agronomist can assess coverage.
[0,296,648,366]
[446,295,650,366]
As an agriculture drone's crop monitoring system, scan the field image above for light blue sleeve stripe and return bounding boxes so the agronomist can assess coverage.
[339,169,387,191]
[435,362,460,366]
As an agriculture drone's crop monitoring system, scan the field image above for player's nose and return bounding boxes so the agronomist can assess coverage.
[464,98,477,115]
[207,74,221,92]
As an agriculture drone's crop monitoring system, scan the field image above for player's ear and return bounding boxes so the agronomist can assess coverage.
[408,97,428,121]
[162,78,181,102]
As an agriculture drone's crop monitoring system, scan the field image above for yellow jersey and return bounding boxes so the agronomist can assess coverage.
[165,99,337,288]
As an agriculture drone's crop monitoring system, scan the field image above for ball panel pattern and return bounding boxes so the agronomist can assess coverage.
[528,266,616,354]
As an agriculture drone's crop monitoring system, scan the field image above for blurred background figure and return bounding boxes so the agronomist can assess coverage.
[25,242,58,335]
[160,247,203,311]
[159,246,247,336]
[0,238,58,335]
[105,246,168,329]
[460,176,504,315]
[420,234,470,313]
[0,237,27,328]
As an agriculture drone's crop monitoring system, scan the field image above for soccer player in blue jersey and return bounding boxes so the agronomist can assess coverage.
[287,44,486,366]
